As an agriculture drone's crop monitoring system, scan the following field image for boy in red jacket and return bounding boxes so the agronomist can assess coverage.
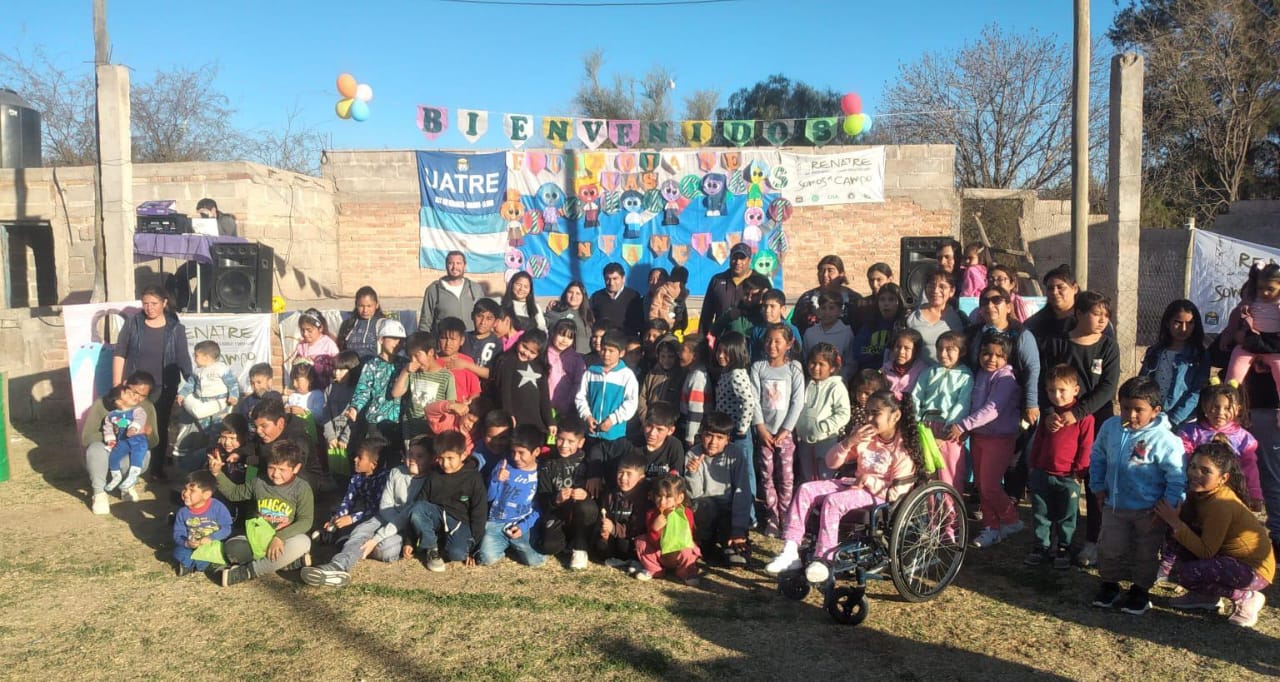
[1026,364,1094,569]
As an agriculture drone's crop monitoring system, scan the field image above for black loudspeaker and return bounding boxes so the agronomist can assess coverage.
[900,236,956,306]
[203,242,274,313]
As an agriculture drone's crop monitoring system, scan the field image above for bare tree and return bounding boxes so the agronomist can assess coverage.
[573,49,681,121]
[879,25,1108,190]
[681,87,721,121]
[0,48,98,166]
[1112,0,1280,223]
[130,64,247,163]
[243,106,328,177]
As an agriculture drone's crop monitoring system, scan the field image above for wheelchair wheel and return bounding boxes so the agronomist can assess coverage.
[888,481,968,603]
[777,570,811,601]
[825,586,869,626]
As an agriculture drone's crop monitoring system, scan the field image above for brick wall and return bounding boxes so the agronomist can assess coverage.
[324,145,958,302]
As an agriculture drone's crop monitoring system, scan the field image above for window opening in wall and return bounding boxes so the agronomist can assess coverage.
[3,221,58,308]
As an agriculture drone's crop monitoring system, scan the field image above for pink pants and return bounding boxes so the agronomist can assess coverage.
[759,433,796,530]
[1226,347,1280,388]
[782,480,881,560]
[971,434,1019,529]
[635,536,699,579]
[925,421,966,491]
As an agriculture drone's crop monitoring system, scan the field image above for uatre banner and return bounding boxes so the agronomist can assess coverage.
[780,147,885,206]
[1190,229,1280,334]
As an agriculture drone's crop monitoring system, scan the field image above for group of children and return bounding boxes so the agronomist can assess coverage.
[148,255,1276,629]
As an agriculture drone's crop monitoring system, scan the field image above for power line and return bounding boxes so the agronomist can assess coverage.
[435,0,745,6]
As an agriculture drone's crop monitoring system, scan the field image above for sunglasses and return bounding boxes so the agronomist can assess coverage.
[981,296,1007,306]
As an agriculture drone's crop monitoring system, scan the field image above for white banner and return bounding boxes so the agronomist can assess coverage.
[1190,229,1280,334]
[64,300,141,432]
[779,146,885,206]
[182,314,273,390]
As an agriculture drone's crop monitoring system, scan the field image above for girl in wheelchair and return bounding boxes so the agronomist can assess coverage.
[766,390,924,578]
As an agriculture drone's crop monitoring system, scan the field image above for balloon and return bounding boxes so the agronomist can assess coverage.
[860,114,873,134]
[842,115,864,137]
[271,295,286,314]
[840,92,862,116]
[335,98,354,119]
[350,99,371,122]
[337,73,358,98]
[355,83,373,103]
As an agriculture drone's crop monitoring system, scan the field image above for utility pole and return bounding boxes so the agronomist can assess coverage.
[93,0,133,303]
[91,0,107,302]
[1071,0,1090,288]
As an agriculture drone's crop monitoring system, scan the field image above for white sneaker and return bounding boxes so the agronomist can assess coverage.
[121,486,140,502]
[970,527,1003,548]
[91,492,110,515]
[1000,520,1025,538]
[569,550,589,571]
[104,470,123,492]
[120,466,143,492]
[634,570,653,581]
[765,547,802,575]
[804,561,831,584]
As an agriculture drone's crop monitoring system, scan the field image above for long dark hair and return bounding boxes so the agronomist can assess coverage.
[502,272,540,321]
[876,283,908,323]
[1241,262,1280,304]
[338,286,384,346]
[550,280,594,327]
[1184,442,1253,518]
[1156,299,1205,353]
[864,390,925,484]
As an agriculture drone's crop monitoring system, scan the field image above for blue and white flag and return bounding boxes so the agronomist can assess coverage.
[417,151,508,272]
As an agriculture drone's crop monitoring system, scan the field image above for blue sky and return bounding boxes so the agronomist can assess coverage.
[2,0,1119,152]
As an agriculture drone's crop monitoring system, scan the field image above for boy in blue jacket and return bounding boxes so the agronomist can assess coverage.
[575,330,639,497]
[1089,376,1186,615]
[173,470,232,576]
[478,425,545,567]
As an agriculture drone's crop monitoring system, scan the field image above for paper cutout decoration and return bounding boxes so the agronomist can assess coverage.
[671,244,690,265]
[417,105,448,141]
[701,174,727,216]
[710,241,729,265]
[649,235,670,256]
[547,153,564,175]
[523,209,543,236]
[602,191,621,215]
[743,206,766,249]
[767,228,790,254]
[504,248,525,283]
[577,119,608,149]
[599,171,621,193]
[504,113,533,149]
[762,119,793,146]
[744,160,768,208]
[720,151,742,172]
[577,241,593,260]
[639,152,660,172]
[752,248,778,278]
[598,234,617,255]
[581,153,606,185]
[537,183,565,231]
[697,151,718,172]
[805,117,838,146]
[767,197,793,224]
[722,120,754,147]
[562,195,583,221]
[659,180,682,226]
[577,184,601,228]
[501,197,525,246]
[726,232,742,249]
[609,120,640,150]
[621,243,643,266]
[548,232,570,256]
[682,120,713,147]
[526,152,546,176]
[616,152,637,173]
[679,174,703,199]
[645,122,671,147]
[691,232,711,256]
[457,109,489,143]
[663,154,683,173]
[727,170,747,196]
[527,255,549,279]
[542,117,573,148]
[620,190,645,239]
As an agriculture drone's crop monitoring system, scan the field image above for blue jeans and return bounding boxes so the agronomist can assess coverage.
[1250,409,1280,544]
[409,500,473,562]
[730,431,756,525]
[173,544,214,571]
[478,521,546,567]
[109,434,150,472]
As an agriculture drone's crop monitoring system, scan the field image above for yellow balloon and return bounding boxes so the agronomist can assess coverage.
[336,98,354,120]
[271,295,286,314]
[337,73,358,98]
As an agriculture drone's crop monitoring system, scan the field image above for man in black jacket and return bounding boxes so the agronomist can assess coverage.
[699,243,754,336]
[590,262,645,338]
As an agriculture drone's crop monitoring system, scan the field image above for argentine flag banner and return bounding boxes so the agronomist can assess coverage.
[417,150,508,272]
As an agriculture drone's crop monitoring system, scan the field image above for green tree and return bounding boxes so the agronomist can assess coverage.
[715,75,842,145]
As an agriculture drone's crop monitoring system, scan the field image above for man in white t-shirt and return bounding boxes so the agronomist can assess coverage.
[419,250,486,333]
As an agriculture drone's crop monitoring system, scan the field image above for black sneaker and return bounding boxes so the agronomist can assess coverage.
[723,546,748,568]
[301,563,351,588]
[1052,547,1072,570]
[219,563,257,587]
[281,553,312,571]
[1091,581,1123,608]
[176,563,194,577]
[424,548,446,573]
[1024,547,1050,566]
[1119,586,1151,615]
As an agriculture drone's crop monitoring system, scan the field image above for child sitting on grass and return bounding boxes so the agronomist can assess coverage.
[209,440,315,587]
[173,470,232,576]
[409,430,488,572]
[302,436,433,588]
[635,474,701,586]
[683,412,752,568]
[629,401,686,479]
[478,425,546,567]
[538,415,597,570]
[317,438,389,544]
[595,453,652,573]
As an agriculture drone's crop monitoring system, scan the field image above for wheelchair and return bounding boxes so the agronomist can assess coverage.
[776,480,968,626]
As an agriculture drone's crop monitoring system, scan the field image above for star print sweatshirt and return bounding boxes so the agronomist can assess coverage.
[487,350,554,432]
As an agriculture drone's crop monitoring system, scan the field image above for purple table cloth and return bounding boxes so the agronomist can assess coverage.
[132,234,248,265]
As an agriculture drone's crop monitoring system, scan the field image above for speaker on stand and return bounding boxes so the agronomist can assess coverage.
[900,236,957,307]
[201,242,274,313]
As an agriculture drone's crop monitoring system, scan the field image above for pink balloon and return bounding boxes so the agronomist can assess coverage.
[841,92,862,116]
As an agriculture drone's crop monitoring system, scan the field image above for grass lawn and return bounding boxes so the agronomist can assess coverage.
[1,421,1276,681]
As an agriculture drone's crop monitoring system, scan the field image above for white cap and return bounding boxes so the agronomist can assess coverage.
[377,318,407,339]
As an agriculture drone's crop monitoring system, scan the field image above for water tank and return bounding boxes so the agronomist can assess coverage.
[0,88,42,169]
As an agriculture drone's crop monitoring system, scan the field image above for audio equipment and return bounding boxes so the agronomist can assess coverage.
[203,242,274,313]
[900,236,957,306]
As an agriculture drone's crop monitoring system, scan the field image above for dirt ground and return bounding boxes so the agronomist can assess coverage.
[1,421,1276,681]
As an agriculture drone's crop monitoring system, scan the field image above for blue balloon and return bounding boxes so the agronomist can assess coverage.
[862,114,873,134]
[350,99,371,122]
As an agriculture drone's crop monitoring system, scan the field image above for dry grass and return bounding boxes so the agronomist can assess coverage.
[1,422,1276,681]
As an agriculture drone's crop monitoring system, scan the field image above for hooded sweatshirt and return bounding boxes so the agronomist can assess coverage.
[1089,413,1186,511]
[683,445,751,538]
[371,465,429,543]
[794,375,851,444]
[957,364,1021,437]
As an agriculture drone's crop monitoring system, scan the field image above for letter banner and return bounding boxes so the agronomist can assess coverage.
[804,117,837,147]
[577,119,608,150]
[456,109,489,144]
[1191,230,1280,334]
[417,105,448,141]
[504,113,533,149]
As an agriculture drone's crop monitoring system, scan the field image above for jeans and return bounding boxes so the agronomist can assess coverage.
[108,435,150,473]
[330,516,403,572]
[85,441,153,495]
[409,500,473,562]
[1249,408,1280,544]
[1029,469,1080,550]
[537,499,600,555]
[478,521,546,567]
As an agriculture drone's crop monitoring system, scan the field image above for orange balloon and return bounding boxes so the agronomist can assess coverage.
[337,73,358,98]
